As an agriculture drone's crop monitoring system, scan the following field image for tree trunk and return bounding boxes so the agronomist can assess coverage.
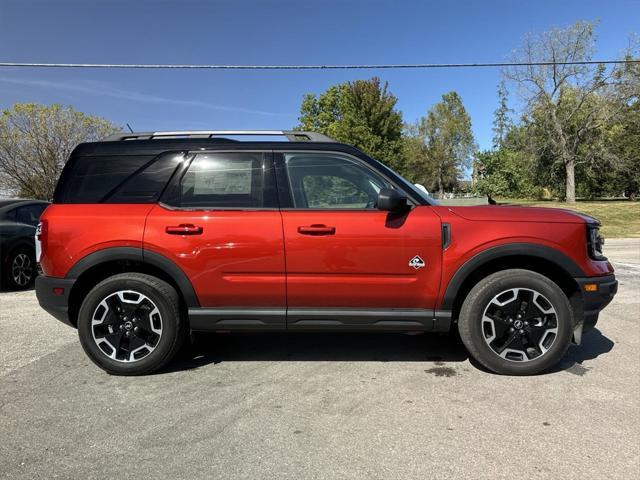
[565,158,576,203]
[438,164,444,197]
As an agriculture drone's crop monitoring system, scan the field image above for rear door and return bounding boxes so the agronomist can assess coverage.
[143,150,286,329]
[276,151,442,329]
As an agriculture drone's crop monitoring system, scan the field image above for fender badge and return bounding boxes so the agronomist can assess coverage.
[409,255,425,269]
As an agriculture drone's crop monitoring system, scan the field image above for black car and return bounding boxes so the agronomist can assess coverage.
[0,199,49,289]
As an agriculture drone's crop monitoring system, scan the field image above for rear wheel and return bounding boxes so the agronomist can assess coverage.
[458,269,573,375]
[3,247,36,290]
[77,273,186,375]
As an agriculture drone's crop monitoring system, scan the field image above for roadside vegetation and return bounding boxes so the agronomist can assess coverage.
[0,21,637,216]
[0,104,120,200]
[298,21,638,204]
[504,200,640,238]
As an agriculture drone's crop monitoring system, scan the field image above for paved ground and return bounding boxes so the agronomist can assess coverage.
[0,240,638,479]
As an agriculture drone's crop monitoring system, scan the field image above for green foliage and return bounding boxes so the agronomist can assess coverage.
[0,103,121,200]
[474,148,534,198]
[481,26,638,203]
[404,92,476,195]
[293,25,637,203]
[297,78,404,171]
[302,175,369,208]
[607,97,640,198]
[503,20,626,202]
[492,81,513,148]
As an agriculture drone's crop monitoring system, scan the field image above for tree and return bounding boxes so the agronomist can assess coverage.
[492,81,514,148]
[504,21,629,202]
[524,86,617,199]
[0,104,121,200]
[405,92,476,196]
[608,58,640,198]
[297,77,404,171]
[475,109,538,199]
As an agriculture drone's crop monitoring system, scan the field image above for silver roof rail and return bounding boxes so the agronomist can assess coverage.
[102,130,336,142]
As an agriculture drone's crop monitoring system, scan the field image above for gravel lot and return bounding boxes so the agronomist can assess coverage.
[1,239,638,479]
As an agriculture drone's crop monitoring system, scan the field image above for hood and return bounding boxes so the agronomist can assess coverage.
[446,205,589,224]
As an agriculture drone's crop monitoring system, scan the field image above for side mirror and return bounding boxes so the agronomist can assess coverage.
[413,183,429,195]
[377,188,408,212]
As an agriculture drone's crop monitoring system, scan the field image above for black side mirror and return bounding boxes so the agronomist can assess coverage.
[377,188,408,212]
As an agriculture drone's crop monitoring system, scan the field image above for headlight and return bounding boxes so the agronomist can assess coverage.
[587,224,606,261]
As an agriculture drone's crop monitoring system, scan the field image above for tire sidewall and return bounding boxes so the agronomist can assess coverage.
[459,270,573,375]
[78,275,179,375]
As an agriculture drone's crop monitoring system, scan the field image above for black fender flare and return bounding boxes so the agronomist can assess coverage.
[66,247,200,307]
[440,242,585,311]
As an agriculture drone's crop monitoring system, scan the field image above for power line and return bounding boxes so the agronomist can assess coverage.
[0,60,638,70]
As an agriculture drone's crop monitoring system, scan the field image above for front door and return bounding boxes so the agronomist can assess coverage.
[144,150,286,329]
[277,151,442,329]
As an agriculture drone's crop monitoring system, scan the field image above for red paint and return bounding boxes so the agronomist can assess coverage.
[143,204,286,307]
[281,208,442,309]
[39,202,613,310]
[38,204,153,277]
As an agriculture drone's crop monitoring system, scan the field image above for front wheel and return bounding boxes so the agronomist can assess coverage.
[458,269,573,375]
[77,273,186,375]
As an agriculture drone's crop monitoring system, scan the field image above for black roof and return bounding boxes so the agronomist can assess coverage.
[67,135,432,206]
[71,139,363,157]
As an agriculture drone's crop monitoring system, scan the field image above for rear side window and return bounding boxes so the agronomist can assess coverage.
[163,152,276,209]
[54,153,181,204]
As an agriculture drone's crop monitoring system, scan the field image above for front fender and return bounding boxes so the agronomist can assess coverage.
[439,242,585,310]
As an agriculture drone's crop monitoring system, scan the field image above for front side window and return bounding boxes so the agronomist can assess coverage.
[284,153,391,209]
[165,152,272,208]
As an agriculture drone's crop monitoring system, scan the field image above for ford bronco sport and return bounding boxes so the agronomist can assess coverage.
[35,130,617,376]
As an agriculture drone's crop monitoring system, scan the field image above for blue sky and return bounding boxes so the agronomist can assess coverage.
[0,0,638,151]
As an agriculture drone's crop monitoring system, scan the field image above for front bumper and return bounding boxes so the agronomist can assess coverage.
[35,275,76,327]
[572,274,618,343]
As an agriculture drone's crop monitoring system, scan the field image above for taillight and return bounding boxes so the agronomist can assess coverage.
[37,220,47,243]
[35,220,47,265]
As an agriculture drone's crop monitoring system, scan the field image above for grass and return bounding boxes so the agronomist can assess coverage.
[501,199,640,238]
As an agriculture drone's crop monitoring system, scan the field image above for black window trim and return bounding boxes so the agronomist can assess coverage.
[159,149,279,211]
[273,150,417,212]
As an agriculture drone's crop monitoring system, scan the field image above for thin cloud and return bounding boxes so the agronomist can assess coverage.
[0,76,295,117]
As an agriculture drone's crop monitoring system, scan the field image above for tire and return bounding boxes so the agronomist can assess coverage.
[458,269,573,376]
[3,247,36,290]
[77,273,187,375]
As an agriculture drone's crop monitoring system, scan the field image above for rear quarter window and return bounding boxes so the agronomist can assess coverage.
[53,153,182,204]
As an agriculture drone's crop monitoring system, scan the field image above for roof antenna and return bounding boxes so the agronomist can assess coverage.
[126,123,134,133]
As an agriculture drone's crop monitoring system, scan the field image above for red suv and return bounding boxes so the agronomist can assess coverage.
[35,130,617,376]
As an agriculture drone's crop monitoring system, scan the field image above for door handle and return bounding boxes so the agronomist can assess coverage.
[165,224,203,235]
[297,224,336,236]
